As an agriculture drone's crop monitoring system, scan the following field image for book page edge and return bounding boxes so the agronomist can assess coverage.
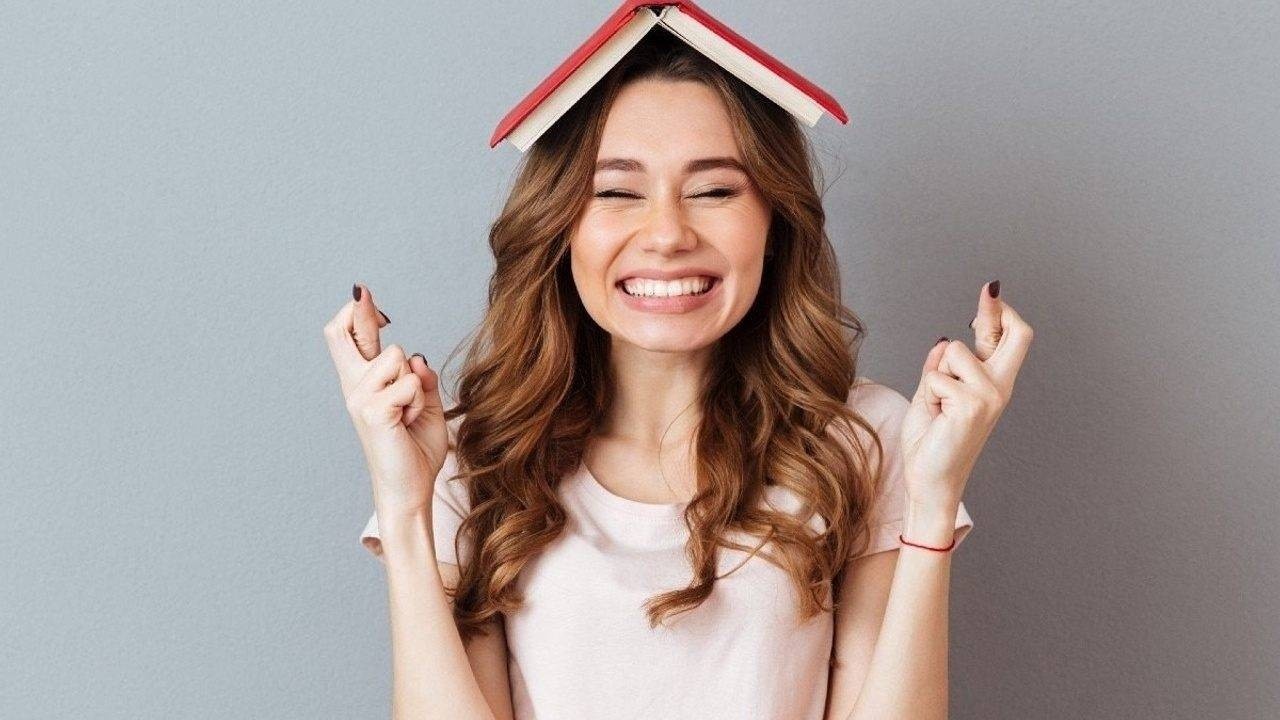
[507,10,663,151]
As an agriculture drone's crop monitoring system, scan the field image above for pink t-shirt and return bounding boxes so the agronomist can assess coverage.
[360,377,973,719]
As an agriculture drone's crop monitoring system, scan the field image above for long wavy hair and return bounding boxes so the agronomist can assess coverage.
[438,30,889,644]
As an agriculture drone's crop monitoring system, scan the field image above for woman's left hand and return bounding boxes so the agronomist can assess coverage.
[900,280,1034,508]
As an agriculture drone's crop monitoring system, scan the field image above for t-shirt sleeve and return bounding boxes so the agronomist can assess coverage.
[846,378,974,559]
[358,450,472,567]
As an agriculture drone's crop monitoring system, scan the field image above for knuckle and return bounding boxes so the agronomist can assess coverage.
[382,343,406,362]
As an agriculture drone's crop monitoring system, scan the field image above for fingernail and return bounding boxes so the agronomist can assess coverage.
[352,283,362,301]
[968,316,977,329]
[411,352,424,364]
[987,280,1000,298]
[935,336,950,346]
[378,309,391,324]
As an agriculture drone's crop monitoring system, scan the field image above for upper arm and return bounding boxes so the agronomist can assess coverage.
[437,561,514,720]
[823,549,899,720]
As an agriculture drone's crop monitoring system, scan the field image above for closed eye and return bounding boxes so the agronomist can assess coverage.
[593,187,742,199]
[694,187,740,199]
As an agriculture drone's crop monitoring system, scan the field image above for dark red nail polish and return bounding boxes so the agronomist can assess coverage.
[936,336,949,346]
[352,283,362,301]
[378,310,391,324]
[987,280,1000,298]
[968,316,977,329]
[411,353,424,363]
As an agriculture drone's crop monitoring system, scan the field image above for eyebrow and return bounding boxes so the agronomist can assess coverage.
[594,156,748,175]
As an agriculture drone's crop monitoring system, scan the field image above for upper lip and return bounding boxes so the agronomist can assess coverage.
[616,267,722,284]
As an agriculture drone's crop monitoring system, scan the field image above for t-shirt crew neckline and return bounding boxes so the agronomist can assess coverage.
[573,457,688,522]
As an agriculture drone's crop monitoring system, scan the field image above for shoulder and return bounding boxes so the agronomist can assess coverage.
[846,376,911,431]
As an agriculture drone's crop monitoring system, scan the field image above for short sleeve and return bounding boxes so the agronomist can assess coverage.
[846,378,974,559]
[359,450,472,567]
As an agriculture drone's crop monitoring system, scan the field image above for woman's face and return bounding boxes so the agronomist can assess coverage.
[568,78,772,354]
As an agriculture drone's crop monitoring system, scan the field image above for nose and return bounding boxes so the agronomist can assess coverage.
[639,193,697,254]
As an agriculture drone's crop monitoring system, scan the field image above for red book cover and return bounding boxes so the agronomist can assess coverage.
[489,0,848,150]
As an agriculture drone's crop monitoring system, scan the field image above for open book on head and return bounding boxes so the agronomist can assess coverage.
[490,0,849,152]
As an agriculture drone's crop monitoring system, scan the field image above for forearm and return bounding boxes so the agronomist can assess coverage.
[379,510,495,720]
[846,500,959,720]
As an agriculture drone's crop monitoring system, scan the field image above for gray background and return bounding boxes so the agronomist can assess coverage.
[3,0,1277,717]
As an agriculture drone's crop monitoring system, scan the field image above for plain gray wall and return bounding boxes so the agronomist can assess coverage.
[3,1,1277,717]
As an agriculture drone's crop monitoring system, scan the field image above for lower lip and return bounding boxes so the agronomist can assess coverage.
[616,278,722,314]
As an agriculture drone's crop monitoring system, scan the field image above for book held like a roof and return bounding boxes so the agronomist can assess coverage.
[490,0,849,152]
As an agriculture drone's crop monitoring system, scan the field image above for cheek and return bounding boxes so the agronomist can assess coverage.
[574,211,633,245]
[719,226,768,309]
[700,203,769,249]
[719,223,768,270]
[568,228,617,301]
[727,268,764,312]
[571,210,634,258]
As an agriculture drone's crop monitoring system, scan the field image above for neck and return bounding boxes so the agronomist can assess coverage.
[599,338,710,450]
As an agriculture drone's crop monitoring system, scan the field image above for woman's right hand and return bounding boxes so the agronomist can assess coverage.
[323,283,448,516]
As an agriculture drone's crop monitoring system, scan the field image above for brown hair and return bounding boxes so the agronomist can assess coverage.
[438,30,886,643]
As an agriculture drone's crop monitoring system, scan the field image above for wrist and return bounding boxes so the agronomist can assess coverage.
[374,507,436,561]
[370,482,432,522]
[373,499,431,524]
[902,498,959,548]
[905,481,962,513]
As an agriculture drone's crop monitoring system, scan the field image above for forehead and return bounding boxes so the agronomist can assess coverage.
[596,78,741,164]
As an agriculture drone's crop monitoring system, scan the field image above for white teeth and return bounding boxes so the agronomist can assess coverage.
[621,276,714,298]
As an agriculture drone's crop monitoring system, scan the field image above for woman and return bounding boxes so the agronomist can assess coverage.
[324,31,1032,720]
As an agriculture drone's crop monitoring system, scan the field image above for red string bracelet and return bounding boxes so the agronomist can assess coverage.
[899,532,957,552]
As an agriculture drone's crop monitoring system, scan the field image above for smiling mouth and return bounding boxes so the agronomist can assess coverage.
[614,276,721,298]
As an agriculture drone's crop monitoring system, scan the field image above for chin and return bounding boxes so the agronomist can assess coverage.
[614,328,720,354]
